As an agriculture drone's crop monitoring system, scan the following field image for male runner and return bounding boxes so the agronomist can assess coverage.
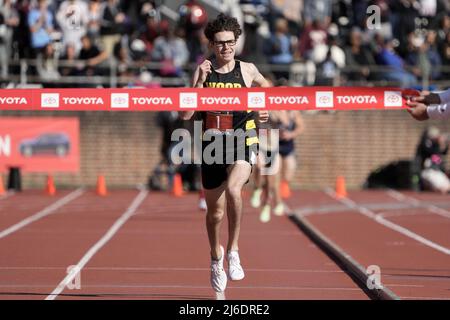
[179,13,270,295]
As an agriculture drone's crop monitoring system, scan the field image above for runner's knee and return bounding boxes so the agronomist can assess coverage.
[207,209,225,223]
[226,185,242,201]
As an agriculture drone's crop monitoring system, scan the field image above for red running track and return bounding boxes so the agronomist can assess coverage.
[0,190,141,299]
[0,190,368,300]
[287,189,450,300]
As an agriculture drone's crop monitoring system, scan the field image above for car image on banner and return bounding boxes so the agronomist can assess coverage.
[19,133,71,157]
[0,117,79,173]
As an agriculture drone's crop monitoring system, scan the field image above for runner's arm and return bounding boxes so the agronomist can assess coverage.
[291,111,305,137]
[249,63,271,88]
[179,66,201,120]
[246,63,270,122]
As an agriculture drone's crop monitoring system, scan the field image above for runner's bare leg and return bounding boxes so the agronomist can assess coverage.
[226,161,252,252]
[204,182,226,260]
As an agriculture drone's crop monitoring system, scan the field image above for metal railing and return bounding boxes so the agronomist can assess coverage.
[2,58,449,89]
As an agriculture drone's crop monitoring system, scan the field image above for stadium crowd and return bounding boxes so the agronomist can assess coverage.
[0,0,448,88]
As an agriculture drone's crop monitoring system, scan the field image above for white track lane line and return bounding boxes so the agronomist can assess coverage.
[387,189,450,219]
[324,188,450,256]
[45,190,148,300]
[0,188,84,240]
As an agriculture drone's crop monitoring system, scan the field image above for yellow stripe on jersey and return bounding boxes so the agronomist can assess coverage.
[246,136,259,146]
[204,82,242,88]
[245,120,256,130]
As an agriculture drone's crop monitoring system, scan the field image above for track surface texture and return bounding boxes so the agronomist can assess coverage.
[1,189,448,300]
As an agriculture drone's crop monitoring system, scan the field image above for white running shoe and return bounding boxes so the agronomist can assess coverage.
[250,188,262,208]
[274,202,285,216]
[210,246,227,292]
[199,198,207,211]
[215,291,226,300]
[227,250,245,281]
[259,205,271,223]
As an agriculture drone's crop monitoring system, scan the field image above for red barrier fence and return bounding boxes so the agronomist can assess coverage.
[0,87,415,111]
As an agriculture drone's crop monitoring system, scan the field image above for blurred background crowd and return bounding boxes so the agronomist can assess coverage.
[0,0,448,89]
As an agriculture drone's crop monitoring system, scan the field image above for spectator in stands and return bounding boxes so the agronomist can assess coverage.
[137,1,159,30]
[437,16,450,79]
[59,41,79,78]
[312,33,346,70]
[36,41,60,81]
[315,47,338,86]
[298,19,328,61]
[303,0,332,26]
[263,17,294,81]
[87,0,103,40]
[351,0,370,30]
[220,0,245,56]
[424,30,443,81]
[177,0,208,63]
[13,0,32,60]
[56,0,89,55]
[28,0,55,57]
[269,0,302,29]
[415,126,450,193]
[390,0,420,57]
[376,37,418,88]
[344,27,376,82]
[417,0,448,29]
[367,0,393,40]
[436,14,449,53]
[113,39,133,78]
[151,21,189,77]
[100,0,128,58]
[405,31,442,84]
[129,37,150,63]
[0,0,19,78]
[139,8,161,55]
[78,34,108,77]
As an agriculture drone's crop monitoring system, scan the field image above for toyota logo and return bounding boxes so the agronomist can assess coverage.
[43,97,57,104]
[387,94,400,103]
[113,97,127,104]
[183,97,196,104]
[250,96,263,104]
[319,96,331,104]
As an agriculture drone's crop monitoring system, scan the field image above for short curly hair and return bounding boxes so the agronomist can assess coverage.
[204,13,242,42]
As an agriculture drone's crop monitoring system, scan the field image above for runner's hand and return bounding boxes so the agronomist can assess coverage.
[197,60,212,86]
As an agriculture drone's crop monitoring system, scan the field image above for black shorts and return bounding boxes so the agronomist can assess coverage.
[201,136,258,190]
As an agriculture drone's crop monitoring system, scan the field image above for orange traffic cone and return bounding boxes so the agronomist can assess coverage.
[335,175,347,198]
[280,180,292,199]
[96,175,107,196]
[46,175,56,196]
[0,175,5,196]
[172,173,184,197]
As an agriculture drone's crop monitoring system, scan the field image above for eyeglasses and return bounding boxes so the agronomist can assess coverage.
[212,40,237,48]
